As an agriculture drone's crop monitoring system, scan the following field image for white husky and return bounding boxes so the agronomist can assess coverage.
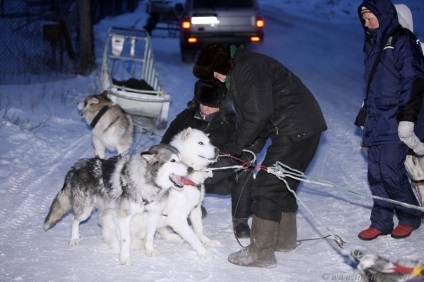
[100,127,221,259]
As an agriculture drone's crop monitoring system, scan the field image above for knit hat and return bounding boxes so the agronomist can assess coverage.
[361,6,371,14]
[193,44,233,81]
[194,80,225,108]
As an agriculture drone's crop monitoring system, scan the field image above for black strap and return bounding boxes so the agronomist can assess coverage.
[90,106,110,128]
[365,28,402,96]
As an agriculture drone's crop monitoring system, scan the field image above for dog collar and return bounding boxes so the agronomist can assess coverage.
[90,106,110,128]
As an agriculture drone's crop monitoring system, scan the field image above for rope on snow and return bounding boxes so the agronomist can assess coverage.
[270,164,348,250]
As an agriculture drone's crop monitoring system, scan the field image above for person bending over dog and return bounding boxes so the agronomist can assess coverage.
[193,43,327,268]
[161,80,254,239]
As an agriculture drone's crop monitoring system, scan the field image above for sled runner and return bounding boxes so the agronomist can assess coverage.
[101,27,171,129]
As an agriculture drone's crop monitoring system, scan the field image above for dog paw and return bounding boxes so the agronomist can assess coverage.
[203,239,221,246]
[200,236,221,246]
[119,256,132,266]
[145,248,160,257]
[198,252,213,260]
[70,238,80,247]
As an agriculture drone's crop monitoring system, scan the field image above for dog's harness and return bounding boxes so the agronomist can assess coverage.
[90,106,110,128]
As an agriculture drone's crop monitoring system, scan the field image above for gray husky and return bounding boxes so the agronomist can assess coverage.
[44,144,195,265]
[77,90,134,159]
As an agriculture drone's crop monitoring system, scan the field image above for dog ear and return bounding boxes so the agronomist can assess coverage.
[101,90,108,97]
[140,148,157,160]
[182,127,192,140]
[89,98,100,105]
[140,151,155,162]
[141,144,161,161]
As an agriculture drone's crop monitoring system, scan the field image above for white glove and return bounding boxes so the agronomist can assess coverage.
[398,121,424,156]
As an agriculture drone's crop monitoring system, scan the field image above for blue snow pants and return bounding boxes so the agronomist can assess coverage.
[367,144,422,233]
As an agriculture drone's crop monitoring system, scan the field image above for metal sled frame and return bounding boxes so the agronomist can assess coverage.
[101,27,171,128]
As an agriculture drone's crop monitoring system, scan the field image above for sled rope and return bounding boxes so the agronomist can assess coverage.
[268,161,424,212]
[212,154,423,251]
[213,152,348,249]
[276,171,348,249]
[212,154,424,212]
[206,150,257,173]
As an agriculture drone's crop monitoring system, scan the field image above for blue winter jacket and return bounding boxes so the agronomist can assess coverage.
[354,0,424,147]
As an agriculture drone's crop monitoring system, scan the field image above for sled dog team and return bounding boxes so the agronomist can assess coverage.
[45,91,220,265]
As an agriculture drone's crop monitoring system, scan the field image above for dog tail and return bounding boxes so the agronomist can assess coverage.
[44,182,72,230]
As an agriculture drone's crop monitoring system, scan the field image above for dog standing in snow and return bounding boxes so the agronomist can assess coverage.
[77,90,134,159]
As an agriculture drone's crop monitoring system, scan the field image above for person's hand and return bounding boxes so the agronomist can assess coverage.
[398,121,424,156]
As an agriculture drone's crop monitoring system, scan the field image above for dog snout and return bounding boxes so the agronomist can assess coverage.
[77,102,85,116]
[214,147,219,156]
[187,166,194,174]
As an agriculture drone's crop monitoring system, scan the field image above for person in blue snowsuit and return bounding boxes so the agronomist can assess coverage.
[354,0,424,240]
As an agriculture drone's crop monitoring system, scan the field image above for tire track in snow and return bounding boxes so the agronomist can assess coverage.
[0,134,92,241]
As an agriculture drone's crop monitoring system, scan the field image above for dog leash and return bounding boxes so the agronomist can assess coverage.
[275,171,349,250]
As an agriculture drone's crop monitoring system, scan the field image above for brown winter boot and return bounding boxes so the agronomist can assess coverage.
[275,212,297,252]
[227,215,278,268]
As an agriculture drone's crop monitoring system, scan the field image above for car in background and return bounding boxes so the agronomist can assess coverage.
[179,0,264,63]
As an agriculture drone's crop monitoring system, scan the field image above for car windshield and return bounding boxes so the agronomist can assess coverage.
[193,0,254,9]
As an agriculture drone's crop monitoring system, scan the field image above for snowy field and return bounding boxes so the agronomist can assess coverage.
[1,0,424,281]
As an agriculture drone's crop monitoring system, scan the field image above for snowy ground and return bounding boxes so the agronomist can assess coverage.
[1,0,424,281]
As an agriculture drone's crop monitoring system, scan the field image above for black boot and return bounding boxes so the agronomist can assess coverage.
[228,215,278,268]
[232,218,250,239]
[275,212,297,252]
